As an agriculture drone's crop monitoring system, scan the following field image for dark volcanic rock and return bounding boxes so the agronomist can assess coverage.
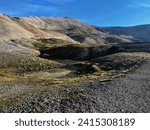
[40,45,119,60]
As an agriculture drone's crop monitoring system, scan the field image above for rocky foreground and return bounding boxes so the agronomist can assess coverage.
[0,48,149,113]
[3,58,149,113]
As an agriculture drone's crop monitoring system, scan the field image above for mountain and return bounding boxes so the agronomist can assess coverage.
[1,13,150,44]
[19,16,131,44]
[0,14,75,43]
[0,14,130,44]
[0,14,33,41]
[96,24,150,42]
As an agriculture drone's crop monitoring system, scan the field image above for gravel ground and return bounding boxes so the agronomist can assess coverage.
[91,59,150,112]
[0,59,150,113]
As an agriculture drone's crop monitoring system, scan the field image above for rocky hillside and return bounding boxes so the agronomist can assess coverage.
[0,14,33,41]
[96,24,150,42]
[1,13,150,44]
[19,16,131,44]
[0,14,75,43]
[0,13,130,44]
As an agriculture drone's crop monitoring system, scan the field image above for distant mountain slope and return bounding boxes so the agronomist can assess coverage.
[14,17,76,43]
[0,14,33,41]
[1,13,149,44]
[96,24,150,42]
[20,16,102,34]
[20,16,129,44]
[0,14,76,43]
[20,16,106,44]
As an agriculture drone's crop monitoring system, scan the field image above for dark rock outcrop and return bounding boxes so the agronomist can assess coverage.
[40,45,119,60]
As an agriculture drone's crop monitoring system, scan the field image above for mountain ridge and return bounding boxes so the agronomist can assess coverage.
[0,13,150,44]
[96,24,150,42]
[0,14,131,44]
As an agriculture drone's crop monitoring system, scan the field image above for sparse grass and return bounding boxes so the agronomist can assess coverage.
[0,69,20,80]
[92,52,145,71]
[0,39,149,111]
[31,38,74,50]
[0,95,22,107]
[32,42,55,50]
[0,51,61,81]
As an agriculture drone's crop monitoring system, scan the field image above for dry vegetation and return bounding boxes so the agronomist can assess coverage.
[0,40,148,112]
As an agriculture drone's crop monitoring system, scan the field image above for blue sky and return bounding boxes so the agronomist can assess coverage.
[0,0,150,26]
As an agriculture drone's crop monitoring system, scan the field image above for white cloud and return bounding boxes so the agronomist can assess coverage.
[0,0,75,16]
[0,3,57,16]
[44,0,74,3]
[25,4,56,12]
[35,0,74,4]
[137,2,150,8]
[128,2,150,8]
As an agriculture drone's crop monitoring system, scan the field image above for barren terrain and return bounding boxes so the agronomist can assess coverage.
[0,14,150,113]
